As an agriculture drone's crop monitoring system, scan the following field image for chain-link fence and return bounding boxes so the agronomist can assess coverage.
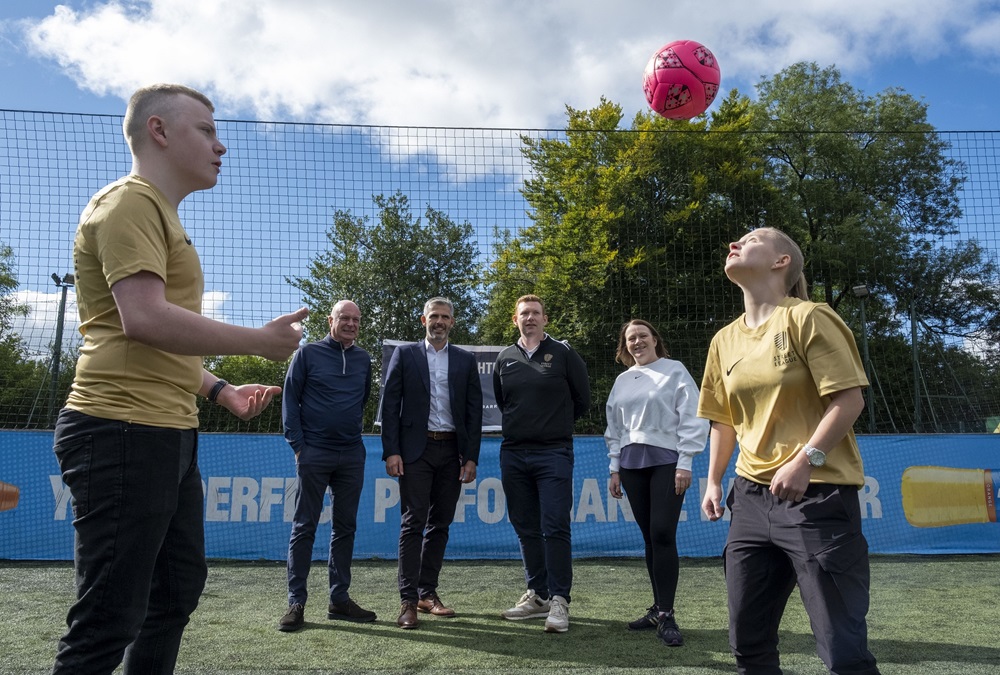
[2,110,998,434]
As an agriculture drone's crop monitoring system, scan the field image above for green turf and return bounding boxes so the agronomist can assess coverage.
[2,556,998,674]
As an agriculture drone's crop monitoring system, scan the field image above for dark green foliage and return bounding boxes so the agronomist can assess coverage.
[0,242,65,429]
[287,191,483,430]
[482,64,1000,434]
[199,355,291,433]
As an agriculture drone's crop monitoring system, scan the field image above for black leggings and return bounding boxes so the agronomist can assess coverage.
[619,463,686,611]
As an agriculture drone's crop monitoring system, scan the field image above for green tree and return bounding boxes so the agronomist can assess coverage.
[481,100,626,348]
[0,242,49,429]
[749,63,986,314]
[482,97,774,431]
[0,243,27,348]
[0,342,52,429]
[288,191,482,428]
[484,65,1000,434]
[752,62,1000,431]
[853,327,1000,434]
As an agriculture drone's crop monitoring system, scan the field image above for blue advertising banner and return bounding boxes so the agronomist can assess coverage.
[1,431,998,560]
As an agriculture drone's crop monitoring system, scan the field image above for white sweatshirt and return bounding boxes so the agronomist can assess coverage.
[604,357,709,473]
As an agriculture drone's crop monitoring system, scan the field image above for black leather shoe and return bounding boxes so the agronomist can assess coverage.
[417,592,456,617]
[278,603,304,632]
[397,600,419,629]
[328,598,377,623]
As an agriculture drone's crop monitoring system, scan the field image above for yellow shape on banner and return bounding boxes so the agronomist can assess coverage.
[901,466,997,528]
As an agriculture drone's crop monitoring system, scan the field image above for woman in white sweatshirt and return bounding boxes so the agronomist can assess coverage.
[604,319,709,647]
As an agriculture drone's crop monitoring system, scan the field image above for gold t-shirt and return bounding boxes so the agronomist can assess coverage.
[65,176,204,429]
[698,297,869,487]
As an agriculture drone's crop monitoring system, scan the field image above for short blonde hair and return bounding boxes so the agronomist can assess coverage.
[123,84,214,151]
[756,227,808,300]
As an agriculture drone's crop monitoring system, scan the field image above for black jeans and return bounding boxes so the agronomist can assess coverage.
[500,446,574,602]
[52,409,206,675]
[287,448,366,606]
[397,437,463,601]
[619,463,685,611]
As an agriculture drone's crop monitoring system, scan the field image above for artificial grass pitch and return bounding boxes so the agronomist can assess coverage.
[2,556,999,674]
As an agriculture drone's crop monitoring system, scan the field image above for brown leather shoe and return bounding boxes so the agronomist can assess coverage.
[397,601,419,629]
[417,592,456,617]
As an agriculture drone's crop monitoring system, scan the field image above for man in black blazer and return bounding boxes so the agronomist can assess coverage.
[381,297,483,629]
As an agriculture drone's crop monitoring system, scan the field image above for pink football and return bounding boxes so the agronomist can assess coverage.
[643,40,721,119]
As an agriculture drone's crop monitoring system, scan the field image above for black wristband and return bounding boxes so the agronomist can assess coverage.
[208,379,228,403]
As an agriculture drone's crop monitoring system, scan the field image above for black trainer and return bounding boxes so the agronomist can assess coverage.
[278,603,305,632]
[328,597,377,623]
[657,610,684,646]
[627,605,659,631]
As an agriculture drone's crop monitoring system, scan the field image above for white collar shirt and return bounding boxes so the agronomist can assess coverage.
[425,339,454,432]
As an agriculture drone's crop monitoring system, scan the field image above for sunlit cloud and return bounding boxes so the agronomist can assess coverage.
[202,290,229,323]
[15,1,1000,128]
[10,289,79,360]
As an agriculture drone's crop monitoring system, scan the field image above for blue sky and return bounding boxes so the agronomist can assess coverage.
[1,1,998,130]
[2,1,999,356]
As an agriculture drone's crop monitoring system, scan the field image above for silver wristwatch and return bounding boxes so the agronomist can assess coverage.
[803,444,827,467]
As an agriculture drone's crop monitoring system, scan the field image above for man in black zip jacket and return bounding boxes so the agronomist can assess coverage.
[493,294,590,633]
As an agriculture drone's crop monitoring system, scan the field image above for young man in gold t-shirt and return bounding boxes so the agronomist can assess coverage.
[52,84,308,675]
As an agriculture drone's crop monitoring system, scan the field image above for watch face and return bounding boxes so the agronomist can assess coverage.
[808,449,826,467]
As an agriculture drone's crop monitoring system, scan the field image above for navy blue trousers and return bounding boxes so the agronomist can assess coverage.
[286,448,365,606]
[500,446,574,603]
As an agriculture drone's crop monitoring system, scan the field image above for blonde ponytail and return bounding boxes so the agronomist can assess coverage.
[789,272,809,300]
[756,227,808,299]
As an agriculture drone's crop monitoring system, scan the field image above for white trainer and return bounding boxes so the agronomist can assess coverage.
[501,590,551,620]
[544,595,569,633]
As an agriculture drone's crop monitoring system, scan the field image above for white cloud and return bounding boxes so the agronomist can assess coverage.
[10,288,80,360]
[963,14,1000,59]
[202,290,229,322]
[18,0,1000,128]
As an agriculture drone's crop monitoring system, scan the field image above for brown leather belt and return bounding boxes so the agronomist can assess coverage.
[427,431,457,441]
